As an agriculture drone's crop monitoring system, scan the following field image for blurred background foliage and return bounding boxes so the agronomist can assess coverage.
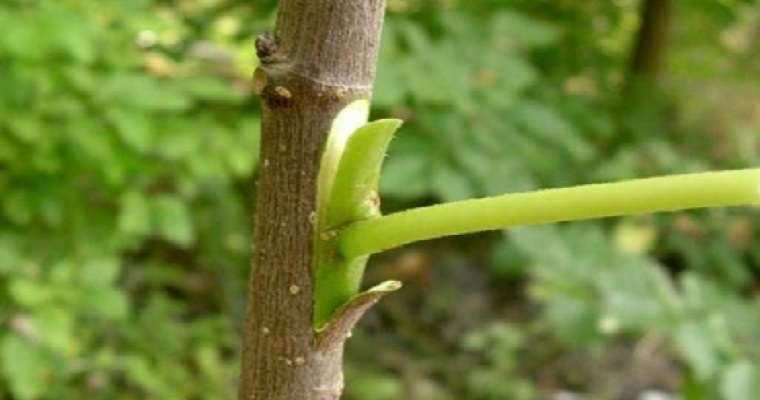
[1,0,760,399]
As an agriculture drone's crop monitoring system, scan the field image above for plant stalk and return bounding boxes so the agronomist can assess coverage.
[239,1,387,399]
[340,169,760,259]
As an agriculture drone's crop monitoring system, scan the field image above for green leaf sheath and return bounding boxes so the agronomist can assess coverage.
[339,169,760,259]
[316,100,370,222]
[325,119,402,227]
[313,114,402,328]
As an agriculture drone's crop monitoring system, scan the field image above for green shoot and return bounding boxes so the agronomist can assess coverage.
[313,103,402,328]
[339,169,760,259]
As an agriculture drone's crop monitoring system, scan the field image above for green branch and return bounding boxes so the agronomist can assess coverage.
[339,169,760,259]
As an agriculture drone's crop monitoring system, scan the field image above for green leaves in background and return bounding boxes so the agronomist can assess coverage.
[502,222,760,398]
[1,0,759,398]
[377,10,595,203]
[120,191,194,247]
[1,334,49,400]
[0,0,260,398]
[369,2,760,397]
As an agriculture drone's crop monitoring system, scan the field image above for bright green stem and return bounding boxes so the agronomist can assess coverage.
[339,169,760,259]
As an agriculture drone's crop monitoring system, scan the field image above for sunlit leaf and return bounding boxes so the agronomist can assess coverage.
[1,334,48,400]
[118,190,151,237]
[721,361,760,400]
[675,322,719,381]
[152,194,194,247]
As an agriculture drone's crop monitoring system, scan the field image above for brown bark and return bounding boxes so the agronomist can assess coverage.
[629,0,674,81]
[239,1,387,399]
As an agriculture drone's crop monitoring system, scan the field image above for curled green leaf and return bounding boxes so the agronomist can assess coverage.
[312,101,403,328]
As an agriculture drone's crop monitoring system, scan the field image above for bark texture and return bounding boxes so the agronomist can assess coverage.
[239,1,387,399]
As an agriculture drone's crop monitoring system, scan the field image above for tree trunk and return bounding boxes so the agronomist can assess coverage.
[239,1,387,399]
[629,0,674,82]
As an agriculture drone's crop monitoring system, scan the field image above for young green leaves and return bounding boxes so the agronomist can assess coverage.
[313,101,402,329]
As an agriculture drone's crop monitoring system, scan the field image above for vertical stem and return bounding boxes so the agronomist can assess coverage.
[629,0,674,81]
[239,1,387,399]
